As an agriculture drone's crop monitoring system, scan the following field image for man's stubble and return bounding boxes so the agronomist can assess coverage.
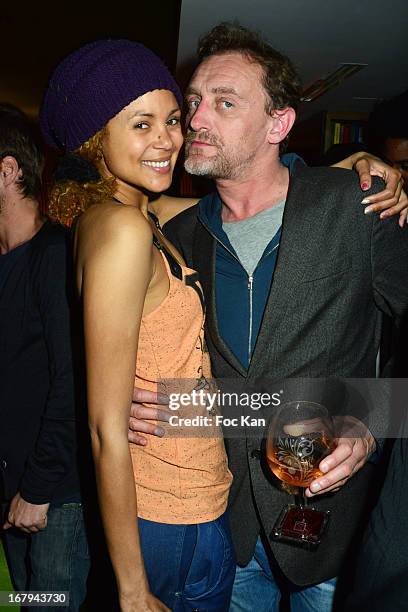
[184,132,256,181]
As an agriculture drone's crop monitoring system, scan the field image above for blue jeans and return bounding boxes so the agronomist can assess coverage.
[1,502,90,612]
[138,512,236,611]
[229,537,336,612]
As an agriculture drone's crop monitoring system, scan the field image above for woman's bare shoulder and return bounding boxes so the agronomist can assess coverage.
[76,202,152,257]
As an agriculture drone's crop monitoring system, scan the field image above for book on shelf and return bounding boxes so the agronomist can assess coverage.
[329,118,366,148]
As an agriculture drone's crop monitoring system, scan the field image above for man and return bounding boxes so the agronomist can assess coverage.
[344,408,408,612]
[343,91,408,610]
[0,105,89,610]
[368,91,408,376]
[129,24,408,611]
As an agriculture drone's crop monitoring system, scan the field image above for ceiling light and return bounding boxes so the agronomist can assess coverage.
[301,64,367,102]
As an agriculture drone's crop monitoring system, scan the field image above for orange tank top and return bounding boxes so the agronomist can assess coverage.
[130,250,232,524]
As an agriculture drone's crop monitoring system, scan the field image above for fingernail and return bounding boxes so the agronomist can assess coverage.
[310,482,321,493]
[320,462,329,473]
[361,182,369,191]
[380,211,389,219]
[156,427,165,437]
[364,206,373,214]
[361,197,371,205]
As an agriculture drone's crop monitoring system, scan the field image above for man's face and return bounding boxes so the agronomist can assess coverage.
[383,137,408,188]
[184,53,273,180]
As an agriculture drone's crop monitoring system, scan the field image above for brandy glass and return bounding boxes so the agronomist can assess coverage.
[266,400,336,547]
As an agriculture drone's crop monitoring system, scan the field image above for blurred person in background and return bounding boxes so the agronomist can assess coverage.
[0,104,89,611]
[368,90,408,189]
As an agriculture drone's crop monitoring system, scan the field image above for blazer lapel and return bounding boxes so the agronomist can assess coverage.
[248,169,315,376]
[193,220,248,377]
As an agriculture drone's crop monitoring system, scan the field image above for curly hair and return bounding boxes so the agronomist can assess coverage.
[197,22,302,115]
[47,130,116,226]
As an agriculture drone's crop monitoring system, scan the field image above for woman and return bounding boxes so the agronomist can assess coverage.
[40,40,234,612]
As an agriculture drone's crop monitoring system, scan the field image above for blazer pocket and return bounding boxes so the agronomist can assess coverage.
[300,256,351,283]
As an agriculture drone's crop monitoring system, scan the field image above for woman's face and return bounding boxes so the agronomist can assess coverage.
[102,89,183,193]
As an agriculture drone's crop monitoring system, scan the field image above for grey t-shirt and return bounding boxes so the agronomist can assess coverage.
[223,200,285,275]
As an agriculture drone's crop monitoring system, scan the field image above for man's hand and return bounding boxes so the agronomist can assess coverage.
[3,492,49,533]
[128,388,171,446]
[305,416,376,498]
[335,152,407,227]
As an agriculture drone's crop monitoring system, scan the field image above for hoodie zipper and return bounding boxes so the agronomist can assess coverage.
[248,275,254,360]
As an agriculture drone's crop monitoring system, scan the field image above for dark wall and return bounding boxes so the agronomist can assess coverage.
[0,2,182,115]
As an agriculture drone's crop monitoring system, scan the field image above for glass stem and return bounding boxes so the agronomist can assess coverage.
[297,488,308,508]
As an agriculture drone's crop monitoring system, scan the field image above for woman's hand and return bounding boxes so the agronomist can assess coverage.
[334,152,408,226]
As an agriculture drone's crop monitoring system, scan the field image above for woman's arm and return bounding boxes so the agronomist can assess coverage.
[149,194,199,227]
[150,159,408,228]
[334,152,407,226]
[80,207,169,611]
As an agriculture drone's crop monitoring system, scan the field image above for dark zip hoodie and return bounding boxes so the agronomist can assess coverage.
[198,153,304,369]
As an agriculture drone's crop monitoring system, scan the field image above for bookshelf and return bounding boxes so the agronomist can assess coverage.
[324,111,368,151]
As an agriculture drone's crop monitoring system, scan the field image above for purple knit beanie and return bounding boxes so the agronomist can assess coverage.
[40,39,183,152]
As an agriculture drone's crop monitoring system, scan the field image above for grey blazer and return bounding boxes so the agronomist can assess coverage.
[164,164,408,586]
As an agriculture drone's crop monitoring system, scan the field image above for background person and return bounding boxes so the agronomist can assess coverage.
[343,406,408,612]
[367,91,408,376]
[368,89,408,189]
[0,104,89,611]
